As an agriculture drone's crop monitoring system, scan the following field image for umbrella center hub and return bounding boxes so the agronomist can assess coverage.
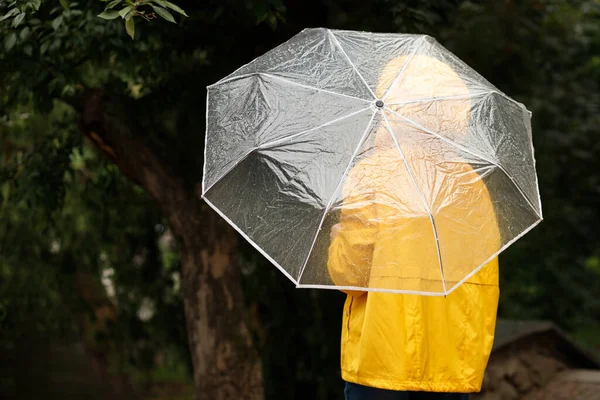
[375,100,384,108]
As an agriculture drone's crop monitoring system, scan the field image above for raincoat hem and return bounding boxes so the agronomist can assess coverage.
[341,370,482,393]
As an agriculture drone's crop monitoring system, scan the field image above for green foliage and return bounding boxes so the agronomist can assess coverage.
[0,105,191,390]
[96,0,188,39]
[0,0,187,41]
[381,0,461,33]
[249,0,286,29]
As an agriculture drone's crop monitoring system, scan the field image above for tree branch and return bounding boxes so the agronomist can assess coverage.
[76,88,194,220]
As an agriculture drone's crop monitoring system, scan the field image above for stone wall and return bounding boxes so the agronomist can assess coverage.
[473,332,568,400]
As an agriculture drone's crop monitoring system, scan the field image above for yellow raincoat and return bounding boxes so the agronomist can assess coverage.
[327,56,500,393]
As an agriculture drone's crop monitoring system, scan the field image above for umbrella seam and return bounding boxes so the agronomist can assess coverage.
[444,216,543,295]
[328,29,377,100]
[524,108,543,219]
[385,89,528,114]
[489,90,531,112]
[386,90,494,105]
[208,27,301,87]
[202,89,210,195]
[386,108,542,220]
[209,72,372,103]
[202,147,254,197]
[295,284,449,297]
[202,196,299,285]
[258,106,373,150]
[261,73,373,103]
[382,113,448,296]
[202,106,374,196]
[381,36,427,102]
[296,110,378,283]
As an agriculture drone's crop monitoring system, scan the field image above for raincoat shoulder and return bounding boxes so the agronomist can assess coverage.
[328,161,500,393]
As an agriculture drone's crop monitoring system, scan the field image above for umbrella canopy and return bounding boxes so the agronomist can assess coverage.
[202,28,542,295]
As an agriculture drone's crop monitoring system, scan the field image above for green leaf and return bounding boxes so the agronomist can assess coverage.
[106,0,122,10]
[23,44,32,56]
[40,40,49,54]
[49,38,61,51]
[0,8,19,22]
[12,12,25,28]
[4,32,17,51]
[61,84,75,96]
[585,257,600,274]
[151,6,175,23]
[125,17,135,39]
[19,26,30,40]
[1,182,10,210]
[154,0,188,17]
[52,16,63,30]
[119,6,133,19]
[1,182,10,201]
[267,13,277,29]
[48,78,58,94]
[59,0,70,11]
[98,10,120,20]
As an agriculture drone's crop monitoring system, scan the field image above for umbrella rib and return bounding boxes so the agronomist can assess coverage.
[328,30,377,100]
[381,36,427,102]
[387,90,531,114]
[208,73,258,87]
[260,73,372,103]
[209,72,372,103]
[202,148,254,196]
[382,113,448,295]
[444,213,543,296]
[296,284,452,297]
[258,106,372,149]
[296,111,378,283]
[202,89,211,195]
[202,106,373,196]
[386,108,542,219]
[202,196,299,285]
[386,91,493,106]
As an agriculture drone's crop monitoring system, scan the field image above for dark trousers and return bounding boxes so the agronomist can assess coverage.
[345,382,470,400]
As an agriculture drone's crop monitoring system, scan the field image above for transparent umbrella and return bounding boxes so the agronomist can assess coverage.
[201,28,542,296]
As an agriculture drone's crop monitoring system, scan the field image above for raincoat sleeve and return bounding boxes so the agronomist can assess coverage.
[327,163,377,295]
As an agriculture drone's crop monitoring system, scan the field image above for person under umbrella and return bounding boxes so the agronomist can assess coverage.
[328,55,501,400]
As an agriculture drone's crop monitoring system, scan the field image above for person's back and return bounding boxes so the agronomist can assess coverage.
[327,55,501,398]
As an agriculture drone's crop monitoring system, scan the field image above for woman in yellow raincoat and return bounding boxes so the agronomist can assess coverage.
[328,55,501,400]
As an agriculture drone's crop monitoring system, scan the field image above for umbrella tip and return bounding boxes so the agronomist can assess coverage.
[375,100,384,108]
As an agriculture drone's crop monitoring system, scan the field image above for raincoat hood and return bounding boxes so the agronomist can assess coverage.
[372,54,471,150]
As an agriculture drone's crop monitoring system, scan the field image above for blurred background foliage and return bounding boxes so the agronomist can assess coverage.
[1,0,600,399]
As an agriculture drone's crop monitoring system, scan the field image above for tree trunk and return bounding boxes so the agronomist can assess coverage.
[176,203,264,399]
[75,89,264,399]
